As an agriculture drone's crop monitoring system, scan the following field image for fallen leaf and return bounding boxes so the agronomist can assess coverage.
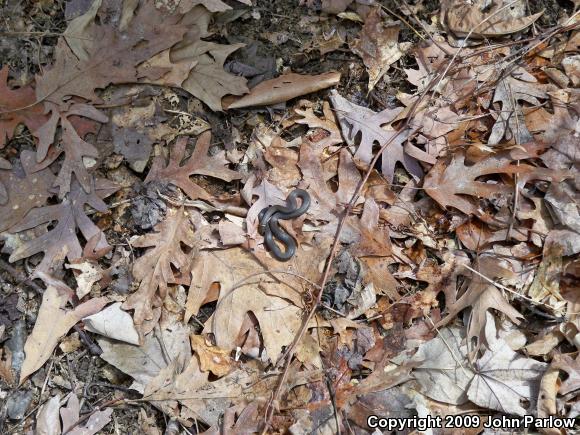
[19,286,107,383]
[424,144,568,219]
[0,150,54,229]
[435,255,524,357]
[83,302,139,345]
[0,67,47,148]
[226,72,340,109]
[98,320,191,393]
[61,393,113,435]
[34,102,108,198]
[488,74,547,145]
[552,354,580,395]
[35,2,189,106]
[441,0,543,38]
[9,178,117,277]
[351,9,408,90]
[145,132,240,202]
[190,334,233,377]
[35,395,61,435]
[123,206,198,334]
[467,314,547,416]
[66,260,103,299]
[330,90,426,182]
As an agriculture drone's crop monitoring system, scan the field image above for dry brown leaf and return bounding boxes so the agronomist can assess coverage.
[441,0,543,38]
[35,2,189,106]
[19,286,107,383]
[123,206,198,334]
[187,247,304,360]
[424,144,568,219]
[488,75,547,145]
[351,8,409,91]
[434,255,523,357]
[226,72,341,109]
[190,334,233,377]
[330,90,427,182]
[9,178,117,277]
[66,260,103,299]
[34,102,108,198]
[60,394,113,435]
[552,354,580,395]
[145,132,240,202]
[0,150,54,229]
[0,67,47,148]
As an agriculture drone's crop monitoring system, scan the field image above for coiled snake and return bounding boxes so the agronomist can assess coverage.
[258,189,310,261]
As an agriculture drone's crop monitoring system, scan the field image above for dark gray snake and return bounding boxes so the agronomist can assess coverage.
[258,189,310,261]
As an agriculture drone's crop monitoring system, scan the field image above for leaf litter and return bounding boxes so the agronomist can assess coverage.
[0,0,579,433]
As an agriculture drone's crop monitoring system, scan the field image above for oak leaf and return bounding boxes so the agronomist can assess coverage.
[351,9,409,91]
[441,0,543,38]
[19,285,107,383]
[0,67,47,148]
[434,255,524,357]
[123,207,198,334]
[424,144,568,219]
[34,102,108,198]
[35,1,189,106]
[145,132,241,202]
[0,150,54,229]
[488,75,547,145]
[330,90,426,182]
[9,178,117,277]
[552,354,580,395]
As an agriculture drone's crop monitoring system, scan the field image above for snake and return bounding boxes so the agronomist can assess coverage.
[258,189,311,261]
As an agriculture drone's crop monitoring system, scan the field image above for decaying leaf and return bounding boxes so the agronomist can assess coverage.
[9,178,117,277]
[35,2,189,106]
[435,255,524,357]
[351,8,409,91]
[83,302,140,345]
[0,150,54,227]
[424,144,568,219]
[487,74,547,145]
[330,90,425,181]
[35,395,61,435]
[190,334,233,377]
[441,0,543,38]
[123,207,197,334]
[0,67,47,148]
[34,102,108,198]
[60,393,113,435]
[145,132,240,202]
[19,286,107,383]
[225,72,341,109]
[413,315,547,415]
[98,319,191,391]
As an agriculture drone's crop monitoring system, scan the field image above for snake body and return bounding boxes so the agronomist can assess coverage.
[258,189,310,261]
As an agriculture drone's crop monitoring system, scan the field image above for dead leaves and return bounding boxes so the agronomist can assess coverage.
[9,178,117,276]
[424,144,568,219]
[146,132,240,202]
[19,286,107,383]
[225,72,341,109]
[351,9,410,91]
[123,206,197,334]
[0,67,47,148]
[330,90,426,182]
[441,0,543,38]
[412,316,547,415]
